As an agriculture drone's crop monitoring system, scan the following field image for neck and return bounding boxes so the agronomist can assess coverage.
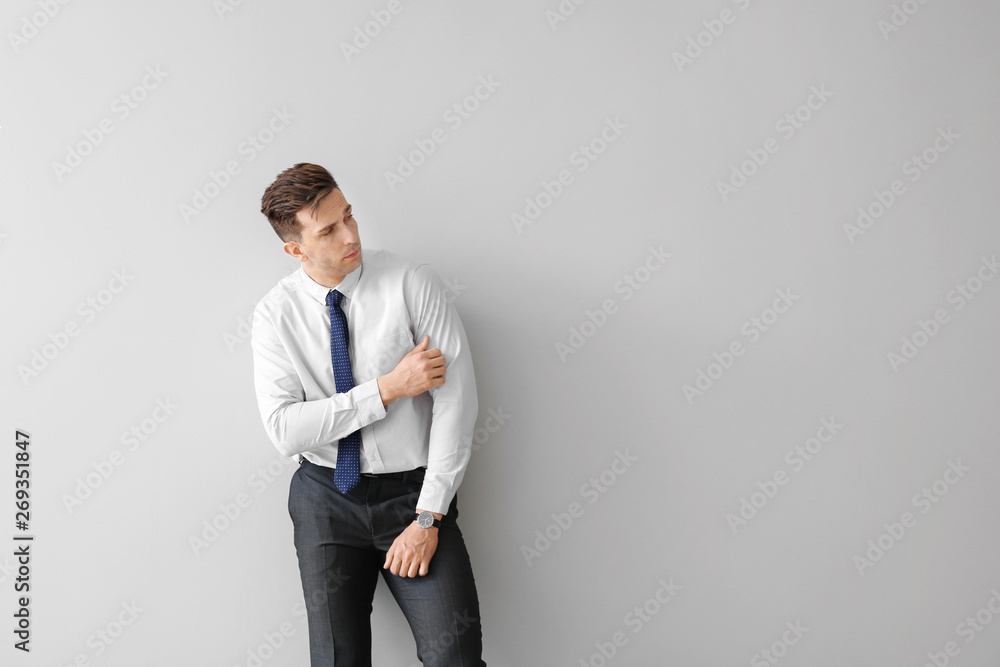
[303,263,345,288]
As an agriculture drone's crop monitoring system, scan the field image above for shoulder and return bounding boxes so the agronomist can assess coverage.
[252,267,303,322]
[364,247,423,273]
[361,249,448,305]
[362,248,432,285]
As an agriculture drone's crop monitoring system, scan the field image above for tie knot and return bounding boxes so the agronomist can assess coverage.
[326,290,343,308]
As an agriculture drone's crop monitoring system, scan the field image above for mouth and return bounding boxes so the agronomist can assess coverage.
[344,248,360,260]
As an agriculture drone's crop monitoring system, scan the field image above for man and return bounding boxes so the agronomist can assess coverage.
[251,163,486,666]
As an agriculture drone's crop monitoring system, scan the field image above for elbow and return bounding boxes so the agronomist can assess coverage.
[264,412,298,459]
[272,438,295,459]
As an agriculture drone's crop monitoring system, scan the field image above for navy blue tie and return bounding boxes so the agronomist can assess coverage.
[326,289,361,493]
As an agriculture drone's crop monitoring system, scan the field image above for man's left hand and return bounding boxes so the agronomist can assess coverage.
[384,511,441,577]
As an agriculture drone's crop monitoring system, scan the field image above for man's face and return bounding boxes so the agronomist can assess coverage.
[284,187,362,284]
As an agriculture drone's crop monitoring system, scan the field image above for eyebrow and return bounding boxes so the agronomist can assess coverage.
[316,204,352,236]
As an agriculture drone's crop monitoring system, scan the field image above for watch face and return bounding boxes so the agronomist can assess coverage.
[417,512,434,528]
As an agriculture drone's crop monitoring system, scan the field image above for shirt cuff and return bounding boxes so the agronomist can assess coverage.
[416,479,455,516]
[352,378,387,424]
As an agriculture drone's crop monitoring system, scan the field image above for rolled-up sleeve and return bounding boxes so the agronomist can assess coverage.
[406,263,479,514]
[251,306,386,458]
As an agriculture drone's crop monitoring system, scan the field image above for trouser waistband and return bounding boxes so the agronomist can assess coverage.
[299,457,426,484]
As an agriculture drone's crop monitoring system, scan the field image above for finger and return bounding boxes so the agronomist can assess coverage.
[418,560,429,577]
[404,336,429,357]
[383,544,395,569]
[389,553,404,576]
[423,358,446,372]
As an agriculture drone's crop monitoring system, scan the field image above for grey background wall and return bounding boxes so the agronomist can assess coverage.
[2,0,999,665]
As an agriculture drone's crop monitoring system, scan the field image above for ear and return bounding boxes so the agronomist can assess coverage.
[283,240,307,262]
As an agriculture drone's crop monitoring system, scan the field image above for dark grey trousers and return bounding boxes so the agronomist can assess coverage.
[288,458,486,666]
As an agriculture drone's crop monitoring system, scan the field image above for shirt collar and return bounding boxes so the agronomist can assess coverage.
[297,260,363,305]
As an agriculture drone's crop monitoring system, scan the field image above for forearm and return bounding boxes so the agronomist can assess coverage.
[406,262,480,514]
[261,378,386,458]
[376,374,400,407]
[252,306,389,458]
[415,349,478,514]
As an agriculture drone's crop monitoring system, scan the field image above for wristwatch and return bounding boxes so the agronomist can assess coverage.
[415,511,442,529]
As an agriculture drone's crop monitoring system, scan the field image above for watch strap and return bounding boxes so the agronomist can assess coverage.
[416,512,442,528]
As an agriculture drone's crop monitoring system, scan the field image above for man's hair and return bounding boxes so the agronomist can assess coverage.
[260,163,338,242]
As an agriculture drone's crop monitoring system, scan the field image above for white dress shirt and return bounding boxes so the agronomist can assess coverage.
[250,248,478,514]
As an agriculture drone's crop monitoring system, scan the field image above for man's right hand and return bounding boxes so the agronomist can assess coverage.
[377,335,446,407]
